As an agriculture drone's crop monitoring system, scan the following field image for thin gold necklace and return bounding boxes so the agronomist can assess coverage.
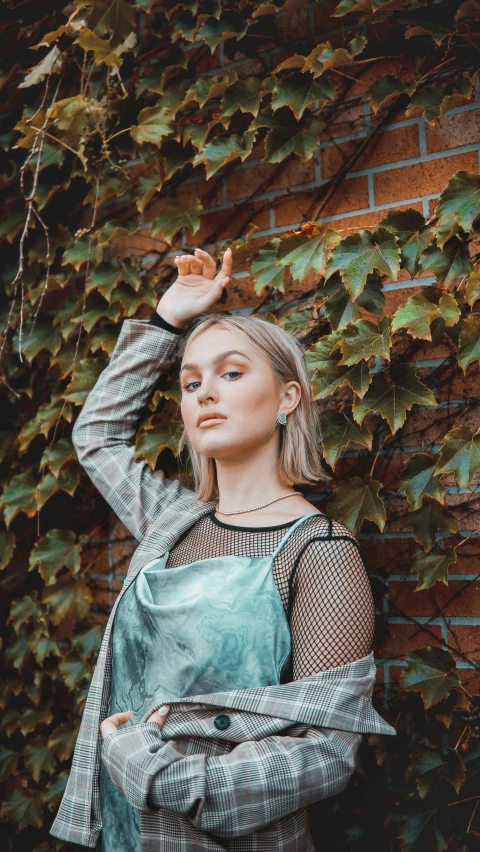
[215,492,298,516]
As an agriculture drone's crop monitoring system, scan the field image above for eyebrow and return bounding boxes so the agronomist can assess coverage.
[180,350,252,373]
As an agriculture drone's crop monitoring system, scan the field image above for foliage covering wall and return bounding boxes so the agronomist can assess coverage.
[1,0,480,849]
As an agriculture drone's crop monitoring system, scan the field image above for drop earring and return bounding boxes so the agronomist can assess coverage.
[276,412,287,425]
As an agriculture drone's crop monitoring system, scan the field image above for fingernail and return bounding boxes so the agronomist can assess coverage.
[158,704,170,714]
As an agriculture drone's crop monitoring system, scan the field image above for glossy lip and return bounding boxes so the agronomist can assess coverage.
[197,416,227,429]
[197,411,227,426]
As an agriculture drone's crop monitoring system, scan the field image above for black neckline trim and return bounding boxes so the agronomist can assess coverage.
[208,508,306,532]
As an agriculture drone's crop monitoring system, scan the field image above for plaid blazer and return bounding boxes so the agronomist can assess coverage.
[50,319,395,850]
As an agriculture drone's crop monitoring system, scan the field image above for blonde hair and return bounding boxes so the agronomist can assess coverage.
[176,313,331,502]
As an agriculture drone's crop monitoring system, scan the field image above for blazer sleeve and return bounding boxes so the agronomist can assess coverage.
[71,318,193,541]
[101,722,362,838]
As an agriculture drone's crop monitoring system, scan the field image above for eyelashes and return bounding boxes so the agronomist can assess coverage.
[182,371,243,392]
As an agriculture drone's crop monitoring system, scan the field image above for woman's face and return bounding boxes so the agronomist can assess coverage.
[180,327,300,460]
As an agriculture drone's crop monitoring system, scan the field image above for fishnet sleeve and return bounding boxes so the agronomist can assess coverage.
[289,535,375,679]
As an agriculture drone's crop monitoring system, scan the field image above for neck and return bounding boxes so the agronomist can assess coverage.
[214,433,292,512]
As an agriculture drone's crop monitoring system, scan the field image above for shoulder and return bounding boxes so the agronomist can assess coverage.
[284,512,364,569]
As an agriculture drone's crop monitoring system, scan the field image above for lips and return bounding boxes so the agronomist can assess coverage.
[197,413,227,427]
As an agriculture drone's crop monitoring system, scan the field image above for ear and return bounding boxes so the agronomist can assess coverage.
[282,381,302,415]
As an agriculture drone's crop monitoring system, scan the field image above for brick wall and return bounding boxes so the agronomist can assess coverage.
[85,9,480,703]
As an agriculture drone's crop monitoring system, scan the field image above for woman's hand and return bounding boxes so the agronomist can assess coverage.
[100,705,170,739]
[155,247,232,330]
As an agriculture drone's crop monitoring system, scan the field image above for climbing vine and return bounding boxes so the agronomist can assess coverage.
[1,0,480,849]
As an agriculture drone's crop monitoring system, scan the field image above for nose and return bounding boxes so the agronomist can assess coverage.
[196,375,218,404]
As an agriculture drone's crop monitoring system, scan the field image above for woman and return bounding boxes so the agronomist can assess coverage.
[51,247,395,851]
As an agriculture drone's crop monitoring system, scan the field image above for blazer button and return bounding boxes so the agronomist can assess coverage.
[214,714,231,730]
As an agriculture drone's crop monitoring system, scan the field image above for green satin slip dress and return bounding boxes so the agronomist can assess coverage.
[99,512,321,851]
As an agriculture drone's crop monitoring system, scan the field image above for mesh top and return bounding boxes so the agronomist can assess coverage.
[165,511,375,682]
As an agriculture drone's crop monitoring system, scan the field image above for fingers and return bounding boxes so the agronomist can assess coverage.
[100,710,134,739]
[193,248,216,280]
[220,247,232,279]
[147,704,170,727]
[174,256,192,276]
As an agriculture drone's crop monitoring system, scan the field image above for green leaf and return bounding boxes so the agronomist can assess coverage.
[0,530,16,570]
[0,787,43,830]
[19,45,64,88]
[333,317,391,365]
[271,72,334,120]
[434,170,480,247]
[407,747,466,798]
[4,628,31,670]
[399,453,445,510]
[435,426,480,489]
[378,208,433,276]
[327,476,386,535]
[63,356,107,404]
[388,808,447,852]
[192,133,252,179]
[135,420,184,469]
[303,38,366,77]
[8,592,43,633]
[151,196,203,244]
[419,238,472,287]
[196,11,248,53]
[33,634,62,665]
[24,735,57,782]
[323,275,385,331]
[398,500,457,552]
[40,438,76,477]
[75,29,124,66]
[131,104,175,147]
[43,574,93,625]
[17,397,73,453]
[86,0,137,48]
[20,319,62,363]
[35,467,81,510]
[276,227,340,282]
[306,333,372,398]
[44,771,69,810]
[392,291,460,341]
[325,228,400,300]
[72,623,104,660]
[262,111,325,164]
[0,746,19,782]
[59,650,88,690]
[319,410,372,468]
[0,470,38,527]
[412,546,457,591]
[352,364,437,434]
[406,75,474,124]
[367,75,415,113]
[110,282,157,316]
[251,241,287,294]
[29,529,83,586]
[401,646,461,709]
[220,76,274,119]
[466,270,480,307]
[49,720,80,762]
[458,313,480,372]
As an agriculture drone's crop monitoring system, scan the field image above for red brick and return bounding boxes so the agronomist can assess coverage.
[227,156,314,202]
[458,667,480,693]
[274,177,369,226]
[348,58,415,99]
[447,625,480,661]
[172,177,222,210]
[81,544,110,575]
[111,518,134,541]
[395,407,454,451]
[389,579,480,618]
[319,100,366,142]
[321,124,420,179]
[444,492,480,531]
[277,6,310,41]
[437,360,480,401]
[381,623,443,658]
[444,536,480,574]
[326,201,424,234]
[185,201,270,246]
[110,541,136,573]
[361,537,417,575]
[374,152,479,206]
[426,109,480,154]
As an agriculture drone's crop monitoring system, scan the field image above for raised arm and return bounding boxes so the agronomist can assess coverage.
[71,247,232,540]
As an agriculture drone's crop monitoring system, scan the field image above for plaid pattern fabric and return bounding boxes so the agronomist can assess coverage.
[49,320,395,850]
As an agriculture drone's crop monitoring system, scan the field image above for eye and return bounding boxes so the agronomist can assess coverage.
[182,371,243,392]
